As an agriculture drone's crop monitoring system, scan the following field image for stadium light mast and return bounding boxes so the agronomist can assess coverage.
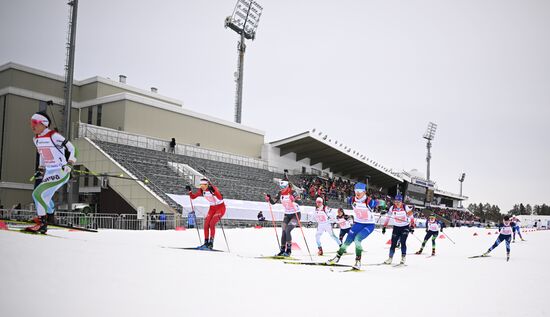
[224,0,263,124]
[458,172,466,207]
[423,122,437,181]
[62,0,79,212]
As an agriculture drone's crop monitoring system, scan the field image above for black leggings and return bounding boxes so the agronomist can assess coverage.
[389,225,410,257]
[421,230,439,249]
[339,228,351,242]
[281,212,301,247]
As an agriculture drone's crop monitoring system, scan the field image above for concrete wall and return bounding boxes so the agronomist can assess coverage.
[0,68,65,99]
[78,82,99,102]
[96,82,181,107]
[123,101,264,158]
[79,101,126,131]
[0,188,32,210]
[1,95,42,183]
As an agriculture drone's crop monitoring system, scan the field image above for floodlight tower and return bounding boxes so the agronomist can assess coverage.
[423,122,437,181]
[458,172,466,207]
[62,0,79,212]
[224,0,263,124]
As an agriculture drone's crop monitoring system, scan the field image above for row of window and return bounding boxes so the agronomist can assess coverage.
[87,105,102,126]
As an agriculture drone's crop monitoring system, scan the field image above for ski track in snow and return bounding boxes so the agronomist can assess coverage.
[1,227,548,317]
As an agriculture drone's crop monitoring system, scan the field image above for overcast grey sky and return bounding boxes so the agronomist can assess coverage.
[1,0,549,211]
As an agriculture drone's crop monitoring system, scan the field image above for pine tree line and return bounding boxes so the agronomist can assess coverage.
[467,202,550,222]
[467,203,502,222]
[506,203,550,216]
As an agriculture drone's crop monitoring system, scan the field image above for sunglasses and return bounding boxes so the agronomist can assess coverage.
[31,119,44,126]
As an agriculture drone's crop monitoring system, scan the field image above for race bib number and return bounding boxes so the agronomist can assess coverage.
[393,211,407,223]
[316,213,327,222]
[281,195,295,211]
[39,148,55,164]
[353,203,370,221]
[203,192,215,204]
[501,226,512,235]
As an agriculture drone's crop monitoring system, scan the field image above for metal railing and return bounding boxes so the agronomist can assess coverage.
[0,209,277,230]
[78,123,272,170]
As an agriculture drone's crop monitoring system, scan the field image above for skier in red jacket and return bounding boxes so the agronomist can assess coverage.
[186,178,226,250]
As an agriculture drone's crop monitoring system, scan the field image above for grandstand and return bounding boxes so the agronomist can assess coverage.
[92,140,281,208]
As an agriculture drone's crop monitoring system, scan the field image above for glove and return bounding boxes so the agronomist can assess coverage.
[441,228,443,232]
[382,227,386,234]
[185,185,192,192]
[208,185,215,193]
[410,228,415,234]
[30,169,44,181]
[63,163,73,174]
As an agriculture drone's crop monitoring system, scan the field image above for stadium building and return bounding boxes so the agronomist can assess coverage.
[0,62,467,216]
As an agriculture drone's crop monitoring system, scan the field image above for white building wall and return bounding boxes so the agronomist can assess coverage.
[516,215,550,228]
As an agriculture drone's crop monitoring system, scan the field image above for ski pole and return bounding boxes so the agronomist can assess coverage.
[373,211,385,233]
[442,231,456,244]
[219,219,230,253]
[294,210,313,261]
[410,231,423,244]
[264,194,281,249]
[188,195,201,244]
[71,169,150,182]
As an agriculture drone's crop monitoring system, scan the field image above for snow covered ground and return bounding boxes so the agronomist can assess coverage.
[1,226,548,317]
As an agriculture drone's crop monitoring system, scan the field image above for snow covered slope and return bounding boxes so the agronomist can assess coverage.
[1,227,548,317]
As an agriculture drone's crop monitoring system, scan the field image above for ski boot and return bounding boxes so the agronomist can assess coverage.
[282,243,292,257]
[25,216,47,234]
[431,249,436,256]
[317,247,323,256]
[326,253,341,265]
[482,251,490,257]
[415,248,423,255]
[46,213,56,225]
[400,255,406,265]
[276,245,286,256]
[506,253,510,262]
[198,238,210,250]
[383,257,393,265]
[353,256,361,270]
[520,238,525,241]
[207,238,214,250]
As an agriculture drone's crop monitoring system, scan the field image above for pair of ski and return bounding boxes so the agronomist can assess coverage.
[164,246,224,252]
[468,254,490,259]
[414,253,436,258]
[283,260,406,272]
[468,254,510,261]
[2,227,68,239]
[1,219,98,233]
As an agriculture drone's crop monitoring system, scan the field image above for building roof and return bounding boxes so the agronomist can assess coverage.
[270,130,403,188]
